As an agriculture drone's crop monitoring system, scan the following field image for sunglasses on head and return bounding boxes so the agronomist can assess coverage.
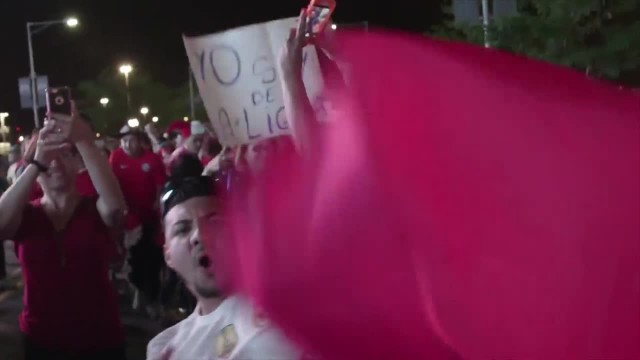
[160,174,224,218]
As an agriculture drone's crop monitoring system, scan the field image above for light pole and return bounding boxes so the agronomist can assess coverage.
[26,17,78,128]
[151,116,159,123]
[100,97,109,107]
[119,64,133,111]
[481,0,491,48]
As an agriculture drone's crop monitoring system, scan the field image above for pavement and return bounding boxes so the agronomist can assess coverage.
[0,241,167,360]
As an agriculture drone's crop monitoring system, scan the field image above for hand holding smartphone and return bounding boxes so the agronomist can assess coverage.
[305,0,336,37]
[45,87,72,116]
[43,87,87,143]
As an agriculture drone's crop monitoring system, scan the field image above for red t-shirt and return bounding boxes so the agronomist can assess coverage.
[75,169,98,197]
[109,148,166,224]
[14,197,124,352]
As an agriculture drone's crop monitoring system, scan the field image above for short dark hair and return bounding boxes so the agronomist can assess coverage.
[161,153,215,218]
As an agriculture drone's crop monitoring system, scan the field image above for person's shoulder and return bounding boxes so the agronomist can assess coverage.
[147,318,188,360]
[232,320,301,360]
[227,297,301,359]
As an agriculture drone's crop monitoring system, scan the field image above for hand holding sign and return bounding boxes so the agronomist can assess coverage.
[279,9,308,82]
[184,17,324,147]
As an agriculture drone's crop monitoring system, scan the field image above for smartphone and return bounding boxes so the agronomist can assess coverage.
[306,0,336,37]
[46,87,72,115]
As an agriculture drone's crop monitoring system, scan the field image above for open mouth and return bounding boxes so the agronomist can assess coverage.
[197,254,211,269]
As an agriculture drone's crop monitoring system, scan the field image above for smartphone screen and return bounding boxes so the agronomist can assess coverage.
[307,5,332,36]
[46,87,72,115]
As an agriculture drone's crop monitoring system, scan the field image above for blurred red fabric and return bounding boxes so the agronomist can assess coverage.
[212,31,640,360]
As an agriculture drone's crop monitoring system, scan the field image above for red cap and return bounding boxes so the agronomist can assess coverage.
[165,120,191,139]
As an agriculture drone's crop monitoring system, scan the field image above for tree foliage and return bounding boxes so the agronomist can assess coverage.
[431,0,640,85]
[76,68,207,136]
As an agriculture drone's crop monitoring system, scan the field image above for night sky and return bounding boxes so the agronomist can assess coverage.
[0,0,443,134]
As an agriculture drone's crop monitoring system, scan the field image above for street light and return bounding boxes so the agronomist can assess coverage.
[66,18,79,27]
[331,24,337,30]
[152,116,159,123]
[26,17,79,128]
[18,136,25,143]
[127,118,140,128]
[183,116,189,122]
[119,63,133,111]
[119,64,132,75]
[140,106,149,115]
[99,97,109,106]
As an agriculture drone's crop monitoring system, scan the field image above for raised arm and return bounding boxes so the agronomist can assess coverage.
[49,105,126,227]
[0,131,68,240]
[145,123,163,153]
[279,9,318,154]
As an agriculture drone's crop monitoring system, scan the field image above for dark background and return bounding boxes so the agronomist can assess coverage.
[0,0,444,134]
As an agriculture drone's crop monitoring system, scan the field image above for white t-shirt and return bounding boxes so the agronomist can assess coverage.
[147,296,301,360]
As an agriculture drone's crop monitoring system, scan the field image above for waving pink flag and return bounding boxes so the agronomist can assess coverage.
[214,31,640,360]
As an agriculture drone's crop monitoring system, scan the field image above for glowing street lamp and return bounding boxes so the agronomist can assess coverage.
[119,64,132,76]
[119,63,133,110]
[183,116,189,122]
[140,106,149,116]
[99,97,109,106]
[152,116,159,123]
[127,118,140,128]
[331,23,337,30]
[18,136,25,142]
[66,17,79,27]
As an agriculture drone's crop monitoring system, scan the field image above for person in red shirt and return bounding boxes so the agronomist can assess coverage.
[0,106,127,359]
[110,125,166,313]
[167,120,207,168]
[158,141,176,170]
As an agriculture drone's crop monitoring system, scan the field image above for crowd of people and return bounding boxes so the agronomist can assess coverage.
[0,10,325,360]
[1,5,638,360]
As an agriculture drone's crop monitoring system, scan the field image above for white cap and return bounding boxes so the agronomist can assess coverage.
[190,120,206,135]
[119,125,132,135]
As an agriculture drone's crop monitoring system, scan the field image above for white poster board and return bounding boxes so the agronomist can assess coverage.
[184,17,325,146]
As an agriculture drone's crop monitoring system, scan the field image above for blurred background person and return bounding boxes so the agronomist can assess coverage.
[158,141,176,169]
[165,120,191,150]
[144,122,164,154]
[168,120,207,167]
[110,125,166,317]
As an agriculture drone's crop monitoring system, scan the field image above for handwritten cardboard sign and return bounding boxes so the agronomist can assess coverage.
[184,17,325,146]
